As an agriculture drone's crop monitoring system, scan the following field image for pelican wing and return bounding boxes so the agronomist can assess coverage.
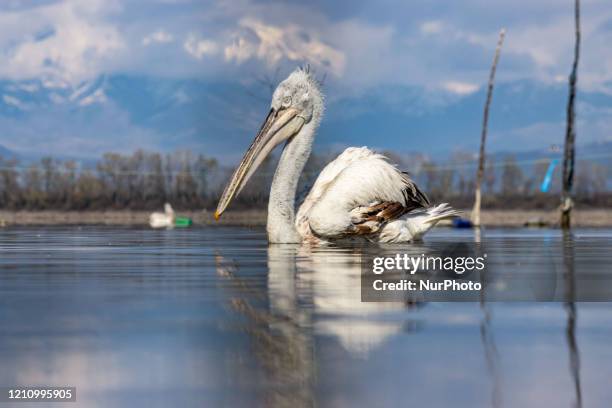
[348,201,410,235]
[296,147,429,239]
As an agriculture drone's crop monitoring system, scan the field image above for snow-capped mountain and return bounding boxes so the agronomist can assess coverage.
[0,74,610,162]
[0,76,108,114]
[0,143,14,158]
[0,74,236,159]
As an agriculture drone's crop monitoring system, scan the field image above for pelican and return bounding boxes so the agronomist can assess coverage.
[149,203,175,228]
[215,68,459,244]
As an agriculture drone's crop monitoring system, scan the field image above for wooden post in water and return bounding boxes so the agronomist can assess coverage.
[472,29,506,227]
[561,0,581,229]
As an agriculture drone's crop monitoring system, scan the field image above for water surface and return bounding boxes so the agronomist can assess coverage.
[1,226,611,407]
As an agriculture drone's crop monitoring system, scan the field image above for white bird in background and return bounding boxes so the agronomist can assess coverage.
[215,68,459,244]
[149,203,175,228]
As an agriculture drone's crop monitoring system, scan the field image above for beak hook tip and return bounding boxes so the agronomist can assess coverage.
[214,211,221,221]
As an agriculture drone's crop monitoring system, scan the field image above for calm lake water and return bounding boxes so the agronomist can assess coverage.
[1,226,612,407]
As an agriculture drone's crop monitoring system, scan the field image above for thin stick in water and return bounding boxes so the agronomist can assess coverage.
[561,0,581,229]
[472,28,506,227]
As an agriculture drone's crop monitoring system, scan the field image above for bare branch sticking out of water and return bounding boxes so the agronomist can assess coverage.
[472,28,506,227]
[561,0,581,229]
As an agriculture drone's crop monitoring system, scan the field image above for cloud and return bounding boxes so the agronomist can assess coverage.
[0,0,124,86]
[224,18,346,76]
[442,81,479,95]
[0,0,609,95]
[0,0,609,94]
[183,34,218,60]
[420,20,443,35]
[142,29,174,46]
[78,88,107,106]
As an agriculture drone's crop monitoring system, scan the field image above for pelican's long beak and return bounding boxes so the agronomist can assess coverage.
[215,107,305,219]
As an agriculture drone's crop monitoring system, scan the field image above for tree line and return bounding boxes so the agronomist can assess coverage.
[0,150,609,211]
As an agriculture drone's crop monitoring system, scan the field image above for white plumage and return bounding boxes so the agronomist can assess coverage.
[149,203,175,228]
[296,147,459,244]
[216,68,459,244]
[297,147,401,237]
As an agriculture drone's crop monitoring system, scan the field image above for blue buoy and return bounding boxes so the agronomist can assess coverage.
[540,159,559,193]
[453,218,473,229]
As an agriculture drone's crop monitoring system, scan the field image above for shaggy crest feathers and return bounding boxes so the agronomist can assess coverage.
[287,66,325,101]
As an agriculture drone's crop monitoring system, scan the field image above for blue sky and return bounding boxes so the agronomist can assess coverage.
[0,0,610,160]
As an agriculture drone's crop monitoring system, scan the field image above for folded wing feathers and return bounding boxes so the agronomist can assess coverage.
[347,171,430,236]
[300,147,435,239]
[401,172,430,208]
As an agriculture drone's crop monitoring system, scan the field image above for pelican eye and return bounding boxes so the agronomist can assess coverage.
[282,95,292,107]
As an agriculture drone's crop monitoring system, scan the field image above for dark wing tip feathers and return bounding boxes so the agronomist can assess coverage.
[401,172,430,208]
[342,167,431,237]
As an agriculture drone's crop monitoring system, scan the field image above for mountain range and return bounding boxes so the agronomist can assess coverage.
[0,143,13,158]
[0,74,610,165]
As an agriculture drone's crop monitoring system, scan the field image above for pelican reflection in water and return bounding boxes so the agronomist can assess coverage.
[216,245,417,359]
[215,245,416,406]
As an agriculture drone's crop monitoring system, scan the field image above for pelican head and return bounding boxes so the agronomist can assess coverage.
[215,68,323,219]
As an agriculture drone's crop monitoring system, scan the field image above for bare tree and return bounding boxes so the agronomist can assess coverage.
[422,162,440,198]
[0,157,21,208]
[561,0,581,228]
[144,153,166,208]
[472,28,506,226]
[501,156,524,197]
[484,161,496,194]
[23,164,43,209]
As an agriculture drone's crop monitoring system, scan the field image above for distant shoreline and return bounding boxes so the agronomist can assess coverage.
[0,210,266,227]
[1,209,611,227]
